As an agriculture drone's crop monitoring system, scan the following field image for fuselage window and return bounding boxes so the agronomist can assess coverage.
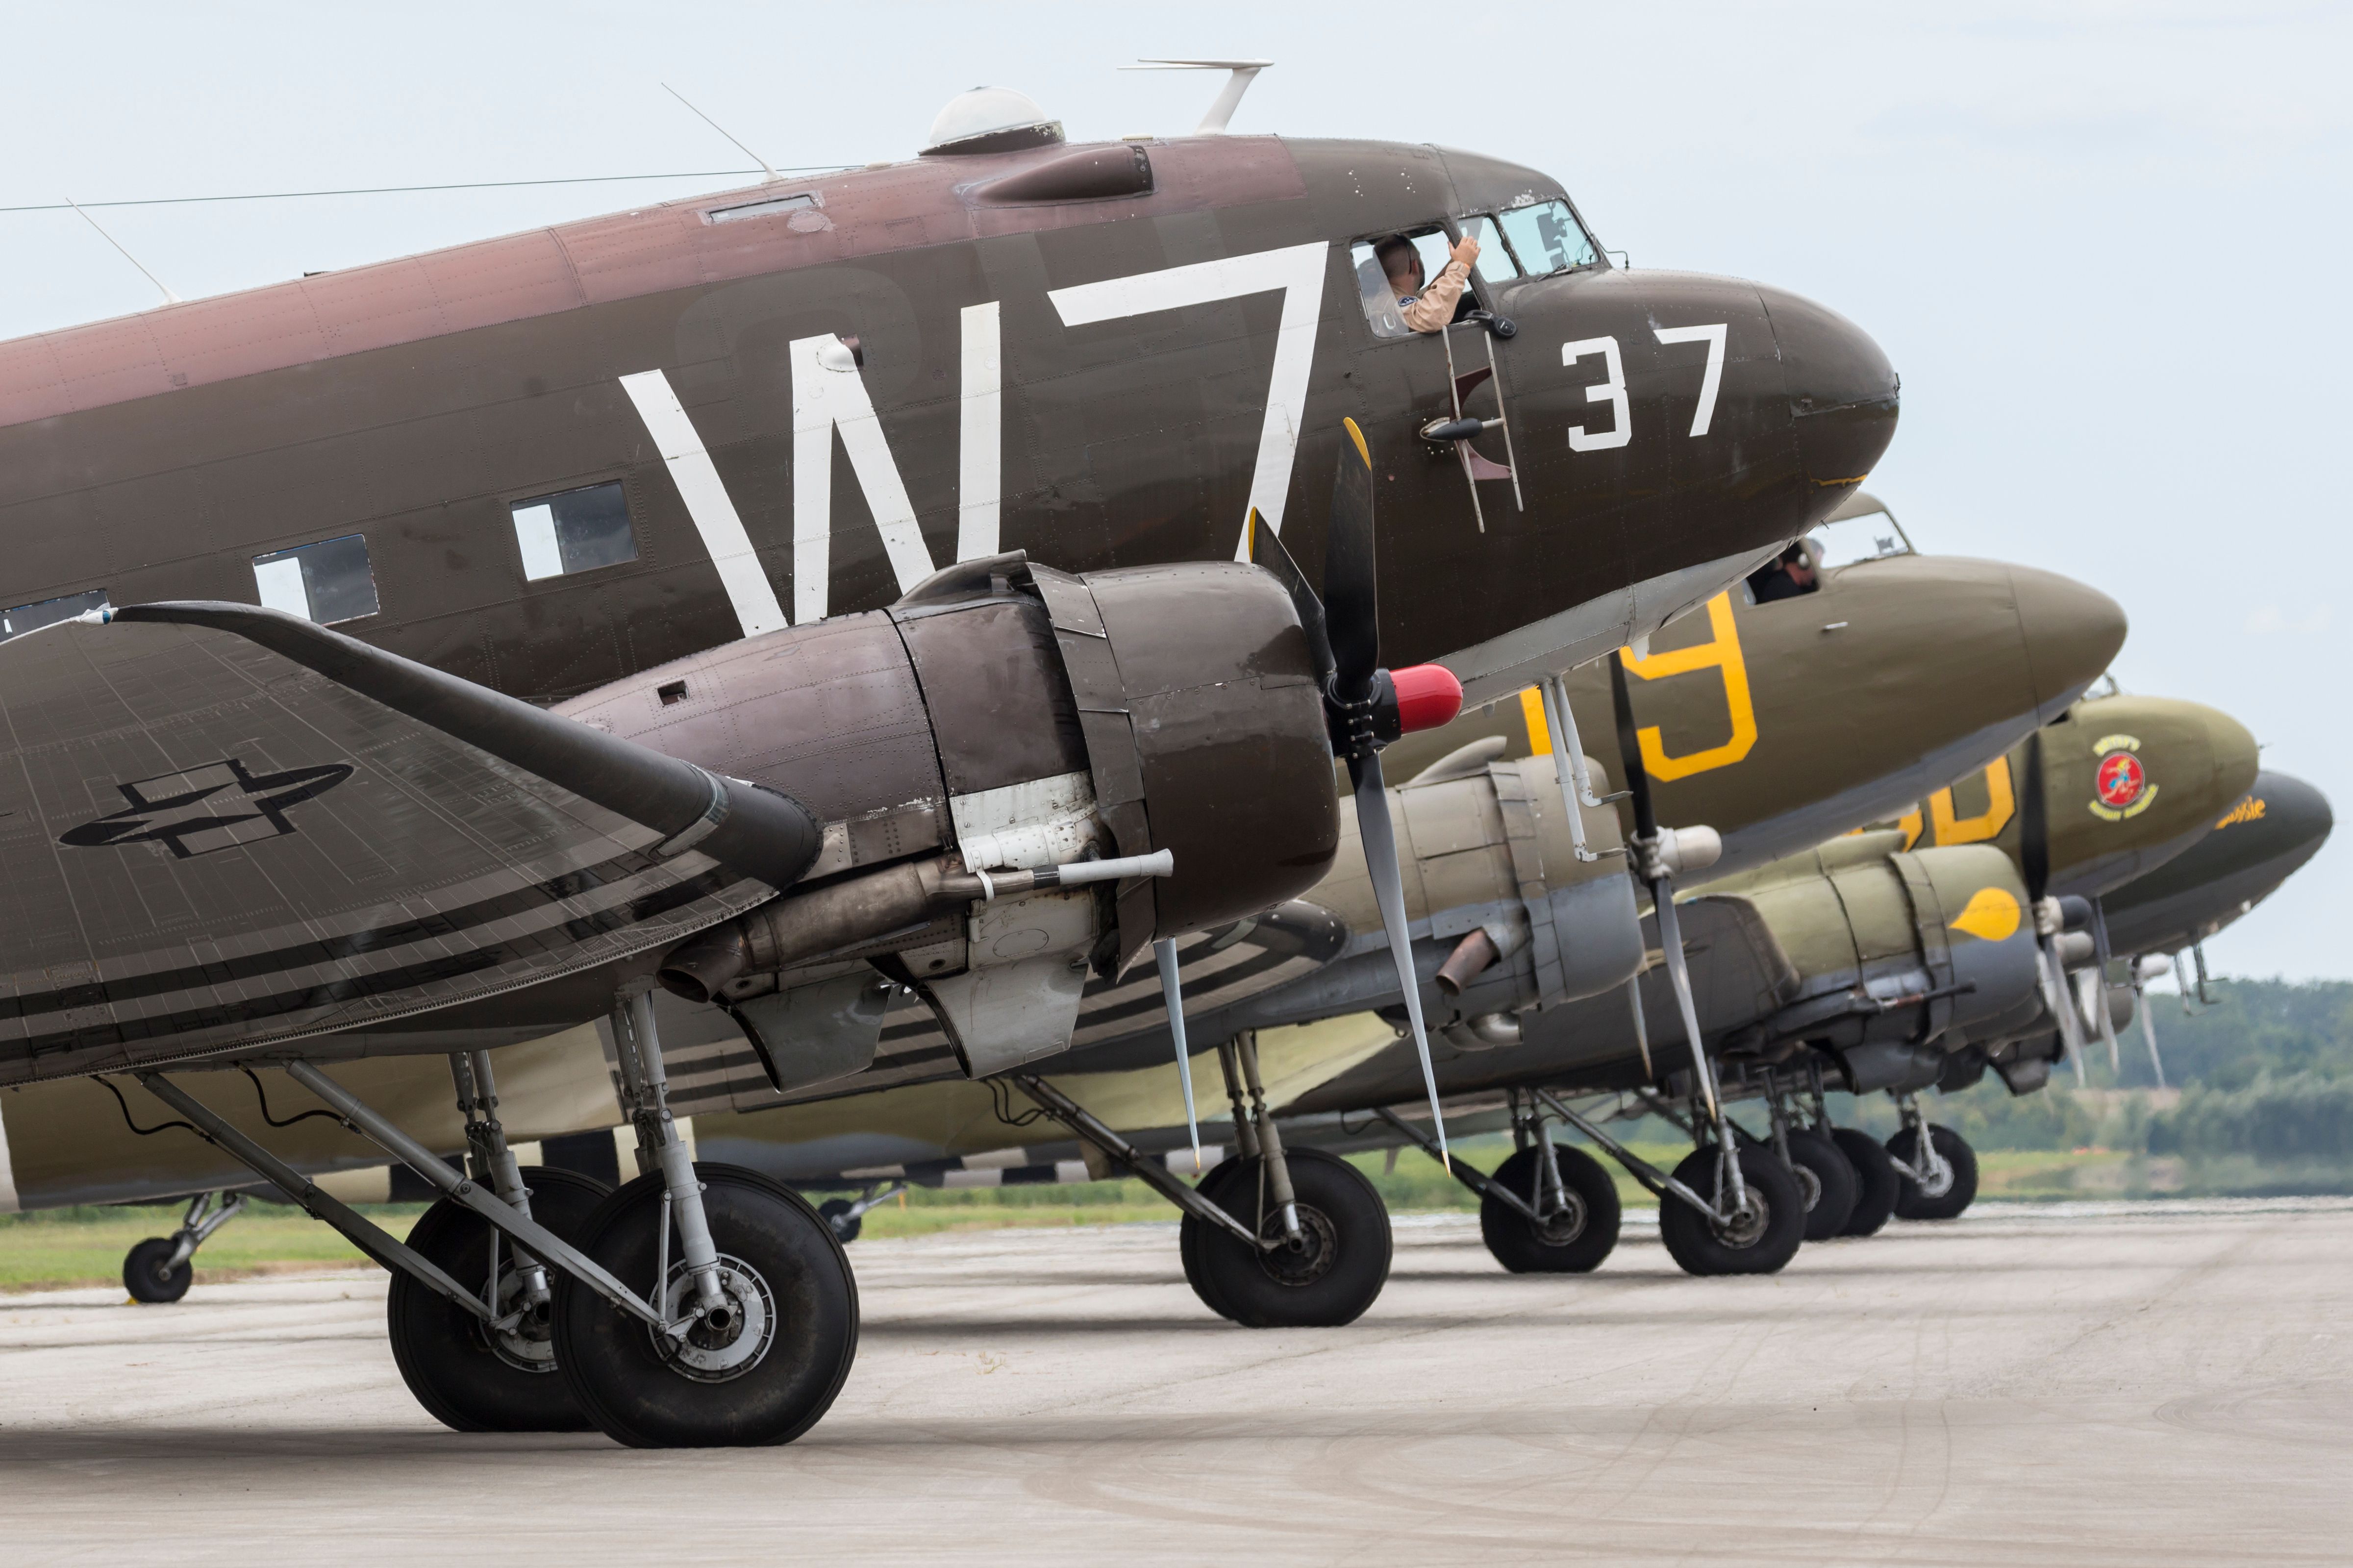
[1497,199,1598,275]
[1351,227,1477,340]
[0,587,108,643]
[511,481,639,581]
[1809,510,1915,569]
[252,535,379,624]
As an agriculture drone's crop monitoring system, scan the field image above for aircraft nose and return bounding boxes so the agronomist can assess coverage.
[1761,284,1901,487]
[2007,564,2128,719]
[2198,705,2261,807]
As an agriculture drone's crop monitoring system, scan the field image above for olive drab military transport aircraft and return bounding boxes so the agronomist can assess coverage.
[0,490,2121,1320]
[0,77,1900,1446]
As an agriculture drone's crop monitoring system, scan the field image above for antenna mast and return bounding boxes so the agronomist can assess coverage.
[662,84,782,183]
[64,197,179,305]
[1125,60,1273,136]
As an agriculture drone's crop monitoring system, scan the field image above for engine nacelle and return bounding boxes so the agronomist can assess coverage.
[573,552,1336,1080]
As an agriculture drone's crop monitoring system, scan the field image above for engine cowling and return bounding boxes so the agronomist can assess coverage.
[572,552,1337,1080]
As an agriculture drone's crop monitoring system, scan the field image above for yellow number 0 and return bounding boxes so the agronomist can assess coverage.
[1617,592,1757,781]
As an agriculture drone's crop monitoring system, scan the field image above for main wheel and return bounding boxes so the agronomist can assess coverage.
[1886,1123,1980,1220]
[1657,1144,1805,1276]
[123,1237,193,1304]
[1178,1156,1253,1321]
[1785,1129,1859,1242]
[1186,1149,1391,1327]
[1832,1126,1902,1237]
[551,1164,858,1447]
[1479,1144,1621,1273]
[387,1165,611,1433]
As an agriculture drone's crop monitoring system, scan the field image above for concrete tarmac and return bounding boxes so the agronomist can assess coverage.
[1,1198,2347,1564]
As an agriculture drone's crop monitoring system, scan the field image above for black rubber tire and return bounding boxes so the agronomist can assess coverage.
[387,1165,611,1433]
[551,1163,858,1448]
[1186,1148,1391,1328]
[1786,1128,1860,1242]
[1833,1127,1902,1237]
[1657,1144,1806,1276]
[817,1197,862,1244]
[1478,1145,1622,1273]
[1178,1156,1252,1321]
[123,1237,193,1304]
[1887,1124,1980,1221]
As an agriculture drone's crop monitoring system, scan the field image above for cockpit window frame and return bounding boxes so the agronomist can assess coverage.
[1491,194,1609,278]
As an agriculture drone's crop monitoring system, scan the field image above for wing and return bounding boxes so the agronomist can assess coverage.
[0,608,818,1083]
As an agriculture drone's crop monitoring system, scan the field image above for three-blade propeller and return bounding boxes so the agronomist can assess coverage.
[1251,420,1463,1163]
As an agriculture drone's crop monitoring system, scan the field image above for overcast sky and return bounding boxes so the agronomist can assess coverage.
[4,1,2346,979]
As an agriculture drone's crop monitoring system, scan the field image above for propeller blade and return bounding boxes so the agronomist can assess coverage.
[1152,938,1202,1171]
[1246,507,1337,691]
[1325,418,1381,701]
[2018,730,2050,904]
[1350,748,1447,1166]
[1606,655,1660,840]
[2089,897,2122,1074]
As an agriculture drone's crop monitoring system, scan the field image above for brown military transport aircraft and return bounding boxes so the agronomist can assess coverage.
[0,82,1897,1445]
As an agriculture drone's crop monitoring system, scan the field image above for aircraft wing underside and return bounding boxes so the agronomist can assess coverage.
[0,618,772,1085]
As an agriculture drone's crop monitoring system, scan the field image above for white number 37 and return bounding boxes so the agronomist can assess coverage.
[1563,324,1728,451]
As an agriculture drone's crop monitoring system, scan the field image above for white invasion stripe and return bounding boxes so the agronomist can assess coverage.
[1049,240,1328,560]
[620,369,787,638]
[0,1095,18,1212]
[957,301,1002,562]
[790,334,938,624]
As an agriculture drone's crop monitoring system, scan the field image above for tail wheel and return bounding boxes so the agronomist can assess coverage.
[1478,1145,1621,1273]
[387,1165,611,1433]
[1185,1149,1391,1327]
[1657,1144,1806,1276]
[122,1237,193,1304]
[1784,1129,1860,1242]
[551,1164,858,1448]
[1886,1124,1980,1220]
[1832,1127,1902,1237]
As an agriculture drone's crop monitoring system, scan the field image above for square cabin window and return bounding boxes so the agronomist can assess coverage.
[1497,199,1598,275]
[0,587,108,643]
[511,482,638,581]
[253,534,379,624]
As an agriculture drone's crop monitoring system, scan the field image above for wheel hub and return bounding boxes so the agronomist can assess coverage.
[1711,1194,1771,1249]
[1532,1190,1589,1246]
[1791,1164,1824,1212]
[652,1256,777,1382]
[485,1266,557,1372]
[1256,1204,1340,1288]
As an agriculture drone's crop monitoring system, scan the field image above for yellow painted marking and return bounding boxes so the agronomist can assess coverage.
[2091,733,2142,754]
[1245,506,1259,558]
[1343,416,1369,467]
[1895,805,1925,851]
[1950,885,2023,943]
[1930,756,2016,846]
[2217,796,2267,828]
[1519,687,1551,755]
[1618,593,1757,781]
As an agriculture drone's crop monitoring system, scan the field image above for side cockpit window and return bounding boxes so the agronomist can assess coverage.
[1497,199,1598,274]
[1746,542,1821,604]
[1352,228,1454,339]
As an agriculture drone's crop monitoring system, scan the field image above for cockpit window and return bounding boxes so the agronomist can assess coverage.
[1459,215,1517,282]
[1350,227,1474,339]
[1497,199,1598,274]
[1808,508,1916,570]
[1746,543,1819,604]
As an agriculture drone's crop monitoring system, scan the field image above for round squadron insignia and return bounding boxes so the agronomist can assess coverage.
[2087,734,2157,821]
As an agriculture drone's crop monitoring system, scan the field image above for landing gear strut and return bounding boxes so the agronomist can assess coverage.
[1534,1090,1803,1277]
[122,1191,248,1304]
[1015,1031,1392,1327]
[133,987,858,1448]
[1372,1091,1620,1273]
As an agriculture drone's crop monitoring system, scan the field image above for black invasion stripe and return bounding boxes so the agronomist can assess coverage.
[1,844,682,1024]
[17,869,747,1061]
[1076,947,1299,1032]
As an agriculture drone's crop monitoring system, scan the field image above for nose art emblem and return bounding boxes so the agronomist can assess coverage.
[60,757,356,858]
[2087,734,2154,821]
